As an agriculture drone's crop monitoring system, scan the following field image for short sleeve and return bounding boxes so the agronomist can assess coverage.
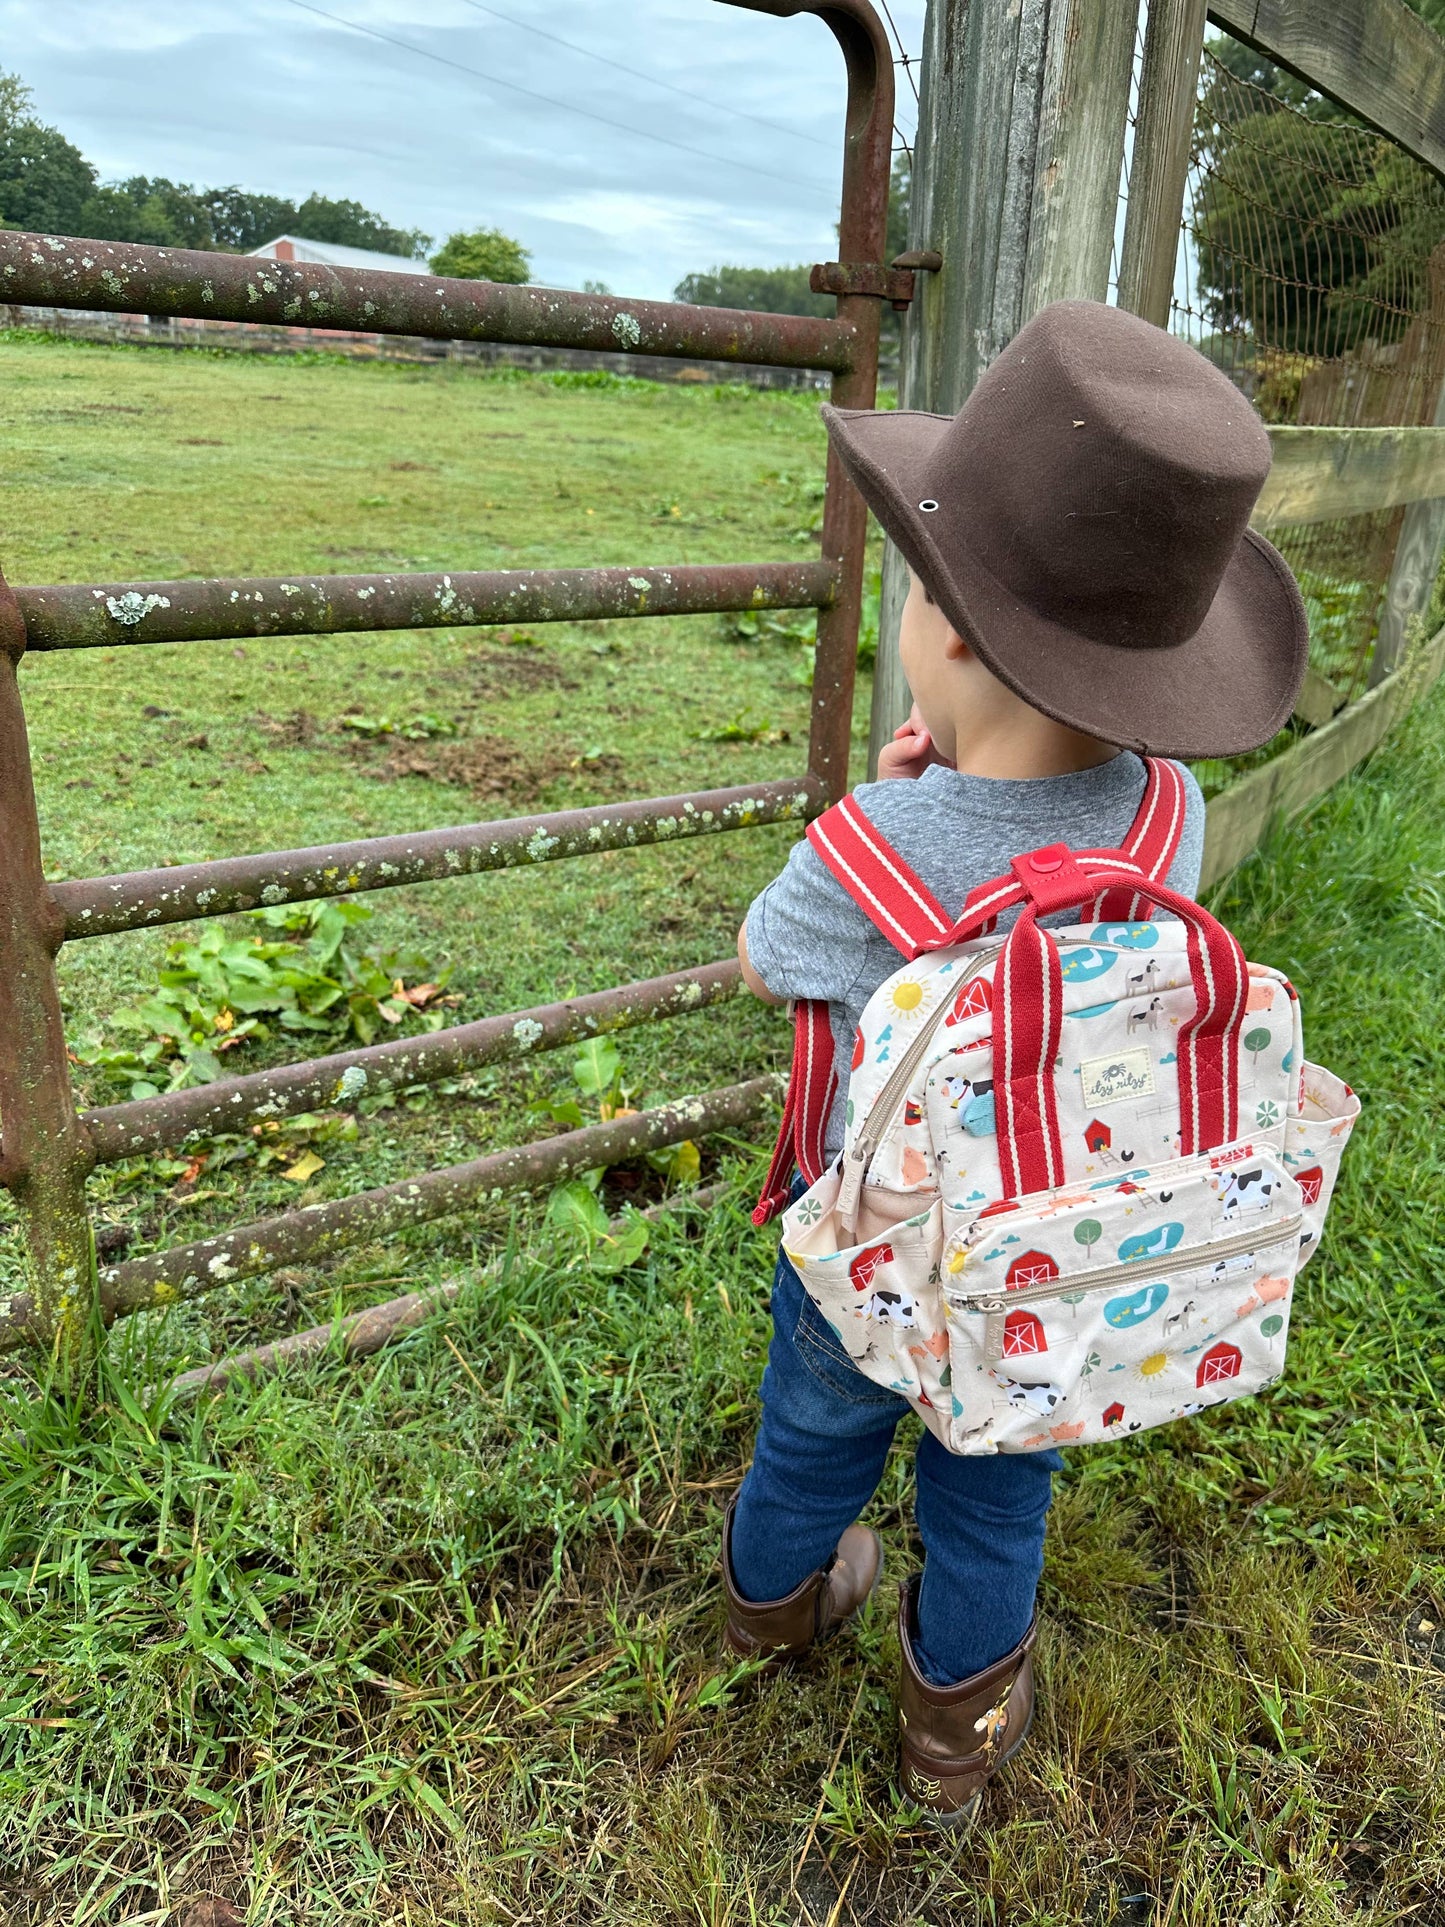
[744,835,872,1006]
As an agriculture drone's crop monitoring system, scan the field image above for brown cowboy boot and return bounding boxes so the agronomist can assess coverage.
[721,1494,882,1662]
[897,1575,1038,1829]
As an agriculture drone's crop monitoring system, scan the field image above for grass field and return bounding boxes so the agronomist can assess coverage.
[2,335,1444,1925]
[0,332,845,1329]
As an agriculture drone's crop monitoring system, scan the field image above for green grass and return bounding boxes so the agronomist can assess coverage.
[1,335,1444,1922]
[0,335,842,1298]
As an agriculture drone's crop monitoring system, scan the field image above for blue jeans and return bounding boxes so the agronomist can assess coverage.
[731,1246,1061,1687]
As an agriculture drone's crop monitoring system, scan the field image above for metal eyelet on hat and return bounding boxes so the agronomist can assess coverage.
[918,499,939,513]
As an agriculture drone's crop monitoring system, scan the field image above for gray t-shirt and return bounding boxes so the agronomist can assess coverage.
[746,754,1206,1156]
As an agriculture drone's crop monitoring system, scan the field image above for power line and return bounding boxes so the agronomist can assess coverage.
[282,0,833,197]
[456,0,833,150]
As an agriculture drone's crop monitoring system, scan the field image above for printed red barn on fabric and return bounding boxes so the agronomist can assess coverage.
[946,977,992,1026]
[1196,1341,1243,1387]
[1006,1250,1059,1290]
[1002,1309,1048,1357]
[849,1244,894,1293]
[1296,1166,1324,1207]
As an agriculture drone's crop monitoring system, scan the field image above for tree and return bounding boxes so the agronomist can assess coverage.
[887,149,911,265]
[200,189,299,254]
[287,194,429,258]
[430,228,531,282]
[79,176,217,249]
[1192,33,1445,377]
[0,69,95,235]
[672,262,832,316]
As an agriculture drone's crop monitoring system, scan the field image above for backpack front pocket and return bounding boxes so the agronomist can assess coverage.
[1283,1062,1359,1268]
[939,1149,1304,1452]
[781,1173,947,1416]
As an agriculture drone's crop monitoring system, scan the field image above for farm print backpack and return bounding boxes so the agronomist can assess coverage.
[754,759,1359,1455]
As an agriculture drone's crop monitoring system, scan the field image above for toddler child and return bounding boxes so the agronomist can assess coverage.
[722,299,1307,1827]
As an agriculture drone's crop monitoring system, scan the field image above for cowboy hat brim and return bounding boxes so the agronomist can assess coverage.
[823,404,1309,759]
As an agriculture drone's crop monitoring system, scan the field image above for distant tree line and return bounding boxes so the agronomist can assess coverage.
[0,69,531,281]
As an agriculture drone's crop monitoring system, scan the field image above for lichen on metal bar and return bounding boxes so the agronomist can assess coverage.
[0,230,855,372]
[82,961,743,1161]
[0,1078,779,1350]
[166,1184,732,1401]
[109,1077,777,1324]
[54,779,822,940]
[16,560,839,651]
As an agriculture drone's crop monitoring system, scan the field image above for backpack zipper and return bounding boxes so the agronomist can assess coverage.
[965,1214,1303,1360]
[835,934,1107,1234]
[836,940,1003,1232]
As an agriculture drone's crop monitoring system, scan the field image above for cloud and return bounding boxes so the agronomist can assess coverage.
[0,0,922,297]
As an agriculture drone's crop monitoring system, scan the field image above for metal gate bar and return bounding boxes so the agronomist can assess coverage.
[0,233,856,372]
[81,961,743,1163]
[54,778,820,938]
[17,560,838,651]
[0,0,894,1380]
[0,1076,782,1352]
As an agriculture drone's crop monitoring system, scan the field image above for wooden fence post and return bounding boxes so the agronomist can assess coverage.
[1372,381,1445,684]
[868,0,1138,774]
[1118,0,1207,326]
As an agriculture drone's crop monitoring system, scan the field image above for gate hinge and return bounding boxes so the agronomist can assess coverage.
[810,251,942,312]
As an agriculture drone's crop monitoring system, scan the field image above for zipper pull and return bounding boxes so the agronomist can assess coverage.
[836,1144,869,1240]
[976,1296,1007,1359]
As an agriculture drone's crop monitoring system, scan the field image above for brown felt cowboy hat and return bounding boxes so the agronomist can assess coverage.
[823,299,1308,757]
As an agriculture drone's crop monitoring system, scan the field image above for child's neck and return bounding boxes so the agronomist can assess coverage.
[945,683,1117,781]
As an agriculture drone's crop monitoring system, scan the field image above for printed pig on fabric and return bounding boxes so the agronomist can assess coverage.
[938,1147,1308,1452]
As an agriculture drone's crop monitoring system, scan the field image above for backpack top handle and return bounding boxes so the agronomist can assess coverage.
[991,846,1249,1198]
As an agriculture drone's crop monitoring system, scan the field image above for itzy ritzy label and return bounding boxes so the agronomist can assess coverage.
[1079,1048,1157,1109]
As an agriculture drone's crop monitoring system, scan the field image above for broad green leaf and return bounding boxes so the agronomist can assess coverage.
[546,1181,609,1239]
[573,1037,621,1097]
[593,1214,650,1274]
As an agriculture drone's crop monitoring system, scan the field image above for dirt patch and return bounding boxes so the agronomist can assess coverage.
[462,644,580,697]
[372,734,622,806]
[255,710,321,745]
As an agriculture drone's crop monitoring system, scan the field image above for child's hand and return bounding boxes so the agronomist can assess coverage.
[876,704,953,781]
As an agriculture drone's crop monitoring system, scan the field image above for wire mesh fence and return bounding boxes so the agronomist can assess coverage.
[1172,35,1445,750]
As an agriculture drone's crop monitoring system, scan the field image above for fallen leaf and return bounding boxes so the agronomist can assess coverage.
[176,1900,246,1927]
[394,981,443,1008]
[281,1150,325,1183]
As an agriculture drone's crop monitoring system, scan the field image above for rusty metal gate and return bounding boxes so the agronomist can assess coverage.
[0,0,909,1382]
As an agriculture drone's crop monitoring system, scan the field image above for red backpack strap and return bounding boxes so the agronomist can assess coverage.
[753,757,1188,1222]
[806,793,954,960]
[753,999,837,1225]
[1092,756,1188,922]
[947,755,1189,939]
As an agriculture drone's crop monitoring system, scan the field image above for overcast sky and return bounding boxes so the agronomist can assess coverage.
[0,0,925,297]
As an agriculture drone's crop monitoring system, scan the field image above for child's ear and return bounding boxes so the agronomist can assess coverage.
[943,627,972,661]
